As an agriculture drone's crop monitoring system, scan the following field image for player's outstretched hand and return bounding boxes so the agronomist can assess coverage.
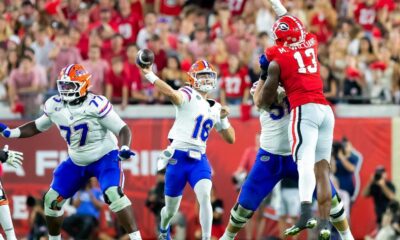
[0,123,11,138]
[276,86,287,104]
[3,145,23,168]
[220,106,230,119]
[118,145,136,161]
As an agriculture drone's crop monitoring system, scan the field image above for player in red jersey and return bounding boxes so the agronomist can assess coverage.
[256,1,334,239]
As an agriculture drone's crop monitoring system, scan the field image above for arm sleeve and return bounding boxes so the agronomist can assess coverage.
[99,108,127,135]
[34,114,53,132]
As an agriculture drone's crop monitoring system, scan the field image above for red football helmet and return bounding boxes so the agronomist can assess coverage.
[272,15,306,46]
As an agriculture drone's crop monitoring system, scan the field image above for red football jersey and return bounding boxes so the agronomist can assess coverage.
[265,33,328,109]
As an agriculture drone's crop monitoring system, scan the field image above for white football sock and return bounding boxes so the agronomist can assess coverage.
[48,234,61,240]
[160,195,182,230]
[128,231,142,240]
[220,230,237,240]
[0,204,16,240]
[194,179,213,240]
[297,160,316,202]
[339,228,354,240]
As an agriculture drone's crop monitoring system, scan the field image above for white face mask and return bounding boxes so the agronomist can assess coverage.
[193,71,217,93]
[57,76,84,102]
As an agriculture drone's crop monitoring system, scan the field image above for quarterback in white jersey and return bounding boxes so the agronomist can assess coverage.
[139,59,235,240]
[0,64,142,240]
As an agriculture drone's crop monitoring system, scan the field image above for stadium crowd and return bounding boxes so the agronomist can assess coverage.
[0,0,399,118]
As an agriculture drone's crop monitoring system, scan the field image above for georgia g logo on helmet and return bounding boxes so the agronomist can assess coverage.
[278,22,289,31]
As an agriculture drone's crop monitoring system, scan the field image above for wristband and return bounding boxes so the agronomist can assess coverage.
[260,68,268,80]
[120,145,130,151]
[220,117,231,130]
[5,128,21,138]
[144,72,159,84]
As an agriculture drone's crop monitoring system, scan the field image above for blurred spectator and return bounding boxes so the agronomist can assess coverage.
[81,44,109,95]
[18,0,36,31]
[219,55,251,105]
[321,64,339,103]
[210,187,224,239]
[188,27,210,59]
[374,200,400,240]
[370,46,399,103]
[210,38,229,70]
[225,17,255,55]
[136,12,158,49]
[351,0,378,34]
[31,27,55,71]
[308,0,337,45]
[48,27,82,89]
[105,56,130,110]
[363,166,396,227]
[90,8,115,41]
[24,47,48,91]
[73,9,91,59]
[63,178,104,239]
[89,0,117,23]
[148,34,167,73]
[210,3,232,40]
[332,138,360,200]
[161,55,184,90]
[124,44,151,103]
[112,0,142,46]
[7,55,42,118]
[0,16,12,42]
[344,58,365,103]
[155,0,184,18]
[103,34,125,65]
[26,195,47,240]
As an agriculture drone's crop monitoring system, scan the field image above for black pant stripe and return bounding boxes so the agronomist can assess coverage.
[294,106,303,162]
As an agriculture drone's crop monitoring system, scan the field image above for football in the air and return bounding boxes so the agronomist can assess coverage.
[136,49,155,68]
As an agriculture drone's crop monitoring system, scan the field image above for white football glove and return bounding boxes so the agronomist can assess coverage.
[3,145,23,168]
[157,147,175,171]
[276,86,286,104]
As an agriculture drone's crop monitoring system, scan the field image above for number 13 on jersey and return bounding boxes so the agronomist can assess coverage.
[293,48,317,74]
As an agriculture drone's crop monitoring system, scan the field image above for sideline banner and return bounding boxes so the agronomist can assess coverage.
[0,118,392,239]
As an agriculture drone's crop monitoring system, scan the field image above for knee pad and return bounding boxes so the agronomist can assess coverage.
[44,188,66,217]
[104,186,131,213]
[330,194,346,223]
[229,203,254,228]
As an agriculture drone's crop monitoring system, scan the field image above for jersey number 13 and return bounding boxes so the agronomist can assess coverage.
[293,48,317,74]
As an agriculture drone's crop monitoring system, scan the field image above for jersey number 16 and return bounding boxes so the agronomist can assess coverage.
[192,115,214,142]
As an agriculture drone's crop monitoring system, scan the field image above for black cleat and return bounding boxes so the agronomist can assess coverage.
[284,217,317,236]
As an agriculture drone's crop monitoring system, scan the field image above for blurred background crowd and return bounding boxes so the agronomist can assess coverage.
[0,0,400,118]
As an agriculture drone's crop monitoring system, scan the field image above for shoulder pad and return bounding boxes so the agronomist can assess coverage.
[265,46,279,61]
[43,95,63,116]
[179,86,194,102]
[85,94,113,118]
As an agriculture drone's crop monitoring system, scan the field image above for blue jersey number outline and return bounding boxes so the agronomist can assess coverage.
[269,98,290,120]
[192,115,214,142]
[59,123,89,146]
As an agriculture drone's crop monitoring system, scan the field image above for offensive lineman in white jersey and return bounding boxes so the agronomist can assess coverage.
[219,56,355,240]
[138,60,235,240]
[0,64,142,240]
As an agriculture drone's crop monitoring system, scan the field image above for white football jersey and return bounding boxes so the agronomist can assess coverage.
[42,93,126,166]
[259,98,291,156]
[168,86,222,153]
